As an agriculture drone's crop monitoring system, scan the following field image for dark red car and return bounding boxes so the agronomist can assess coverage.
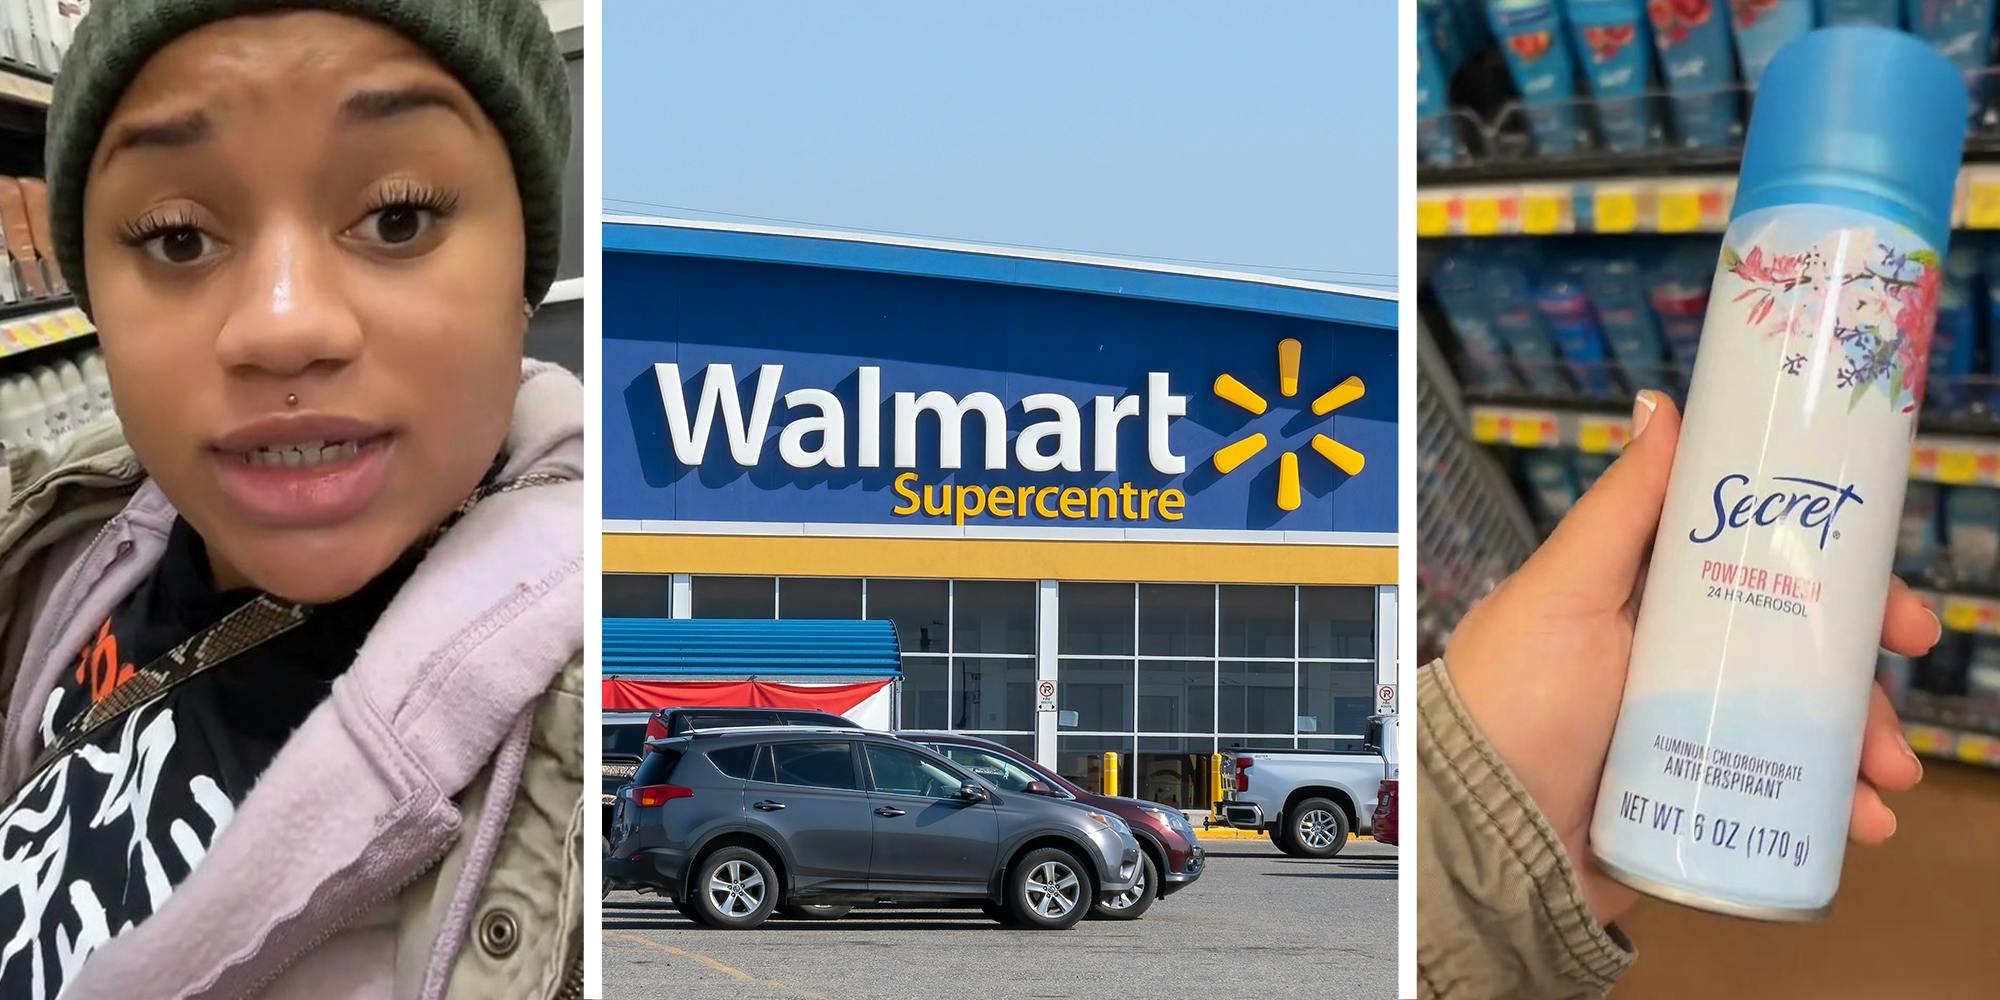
[1371,778,1398,846]
[897,731,1204,919]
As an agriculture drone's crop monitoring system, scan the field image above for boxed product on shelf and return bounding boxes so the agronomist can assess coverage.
[1419,0,2000,169]
[0,176,44,299]
[20,177,65,295]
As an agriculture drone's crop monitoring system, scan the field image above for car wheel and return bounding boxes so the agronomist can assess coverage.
[673,898,702,922]
[690,847,779,929]
[777,903,853,920]
[1089,851,1158,920]
[1005,847,1093,930]
[1281,797,1349,859]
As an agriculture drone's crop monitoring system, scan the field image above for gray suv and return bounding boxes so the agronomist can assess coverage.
[607,727,1143,930]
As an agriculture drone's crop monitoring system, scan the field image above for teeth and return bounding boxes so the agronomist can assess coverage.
[240,439,364,469]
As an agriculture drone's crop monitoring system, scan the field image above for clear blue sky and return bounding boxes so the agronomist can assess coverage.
[603,2,1396,290]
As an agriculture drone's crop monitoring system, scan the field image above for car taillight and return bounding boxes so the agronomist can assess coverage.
[1234,756,1252,793]
[631,784,693,808]
[645,717,669,744]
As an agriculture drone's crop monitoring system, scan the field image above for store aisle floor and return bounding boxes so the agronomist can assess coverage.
[1616,761,2000,997]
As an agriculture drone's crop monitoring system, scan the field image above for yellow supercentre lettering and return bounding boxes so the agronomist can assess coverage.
[890,477,1193,524]
[892,472,921,514]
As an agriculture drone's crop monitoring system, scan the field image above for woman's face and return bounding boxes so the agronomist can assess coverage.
[82,12,527,603]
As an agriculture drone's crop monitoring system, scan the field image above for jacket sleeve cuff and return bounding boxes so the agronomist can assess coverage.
[1417,659,1635,996]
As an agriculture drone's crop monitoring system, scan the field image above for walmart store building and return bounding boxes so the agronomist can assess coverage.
[603,218,1399,810]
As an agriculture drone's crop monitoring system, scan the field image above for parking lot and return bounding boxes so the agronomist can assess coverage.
[601,837,1396,999]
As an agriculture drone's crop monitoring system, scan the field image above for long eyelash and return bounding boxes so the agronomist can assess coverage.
[369,179,459,215]
[117,207,200,245]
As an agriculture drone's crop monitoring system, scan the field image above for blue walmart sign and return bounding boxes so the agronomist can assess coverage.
[602,222,1398,535]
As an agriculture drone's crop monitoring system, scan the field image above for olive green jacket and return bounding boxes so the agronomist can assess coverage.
[1416,661,1636,1000]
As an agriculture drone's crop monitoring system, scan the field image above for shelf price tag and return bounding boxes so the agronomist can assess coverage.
[1464,197,1503,236]
[1942,598,1983,634]
[1592,187,1639,233]
[1958,734,1998,766]
[1936,449,1980,485]
[1967,170,2000,229]
[1520,188,1568,234]
[1417,197,1450,237]
[1471,412,1502,443]
[1905,725,1948,756]
[1506,416,1551,447]
[1577,420,1625,454]
[1657,189,1703,233]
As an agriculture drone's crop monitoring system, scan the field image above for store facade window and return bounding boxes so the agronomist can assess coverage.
[675,575,1385,809]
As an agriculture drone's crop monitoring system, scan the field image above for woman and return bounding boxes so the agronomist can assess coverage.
[1416,391,1934,999]
[0,2,582,997]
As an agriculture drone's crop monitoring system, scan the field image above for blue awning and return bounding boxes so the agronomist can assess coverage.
[603,618,903,677]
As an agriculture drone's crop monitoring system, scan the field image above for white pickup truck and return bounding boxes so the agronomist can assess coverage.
[1217,715,1398,859]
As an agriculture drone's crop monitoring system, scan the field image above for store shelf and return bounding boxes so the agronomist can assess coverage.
[0,63,51,110]
[1910,590,2000,636]
[1905,723,2000,769]
[0,305,94,360]
[1419,164,2000,238]
[1467,403,2000,486]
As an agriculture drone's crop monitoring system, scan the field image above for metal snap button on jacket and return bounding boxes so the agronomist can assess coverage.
[478,909,520,958]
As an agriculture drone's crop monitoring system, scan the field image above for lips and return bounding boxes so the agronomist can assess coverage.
[210,412,397,528]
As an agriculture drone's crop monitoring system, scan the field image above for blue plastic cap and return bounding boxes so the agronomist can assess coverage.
[1733,27,1967,251]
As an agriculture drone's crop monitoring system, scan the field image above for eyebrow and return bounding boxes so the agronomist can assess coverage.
[101,111,211,164]
[341,85,474,126]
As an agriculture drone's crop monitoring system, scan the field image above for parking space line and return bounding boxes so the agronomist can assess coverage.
[605,930,832,1000]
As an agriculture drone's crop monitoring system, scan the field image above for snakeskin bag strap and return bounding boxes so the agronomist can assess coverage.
[23,470,573,781]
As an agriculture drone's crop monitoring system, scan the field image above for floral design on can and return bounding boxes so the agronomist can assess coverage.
[1717,235,1940,413]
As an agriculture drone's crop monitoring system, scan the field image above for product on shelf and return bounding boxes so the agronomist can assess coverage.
[1905,0,1996,117]
[1897,481,1941,579]
[1572,448,1616,488]
[1968,634,2000,698]
[1535,261,1622,396]
[1582,251,1673,390]
[1419,8,1460,166]
[1820,0,1903,26]
[0,346,115,460]
[1727,0,1816,89]
[1488,249,1575,392]
[0,177,45,299]
[1566,0,1659,152]
[1946,485,2000,585]
[1590,26,1966,919]
[1490,0,1586,154]
[1431,251,1523,391]
[20,177,64,295]
[1649,0,1746,147]
[1519,448,1582,517]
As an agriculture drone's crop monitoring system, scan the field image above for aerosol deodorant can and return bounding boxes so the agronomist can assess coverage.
[1589,27,1966,920]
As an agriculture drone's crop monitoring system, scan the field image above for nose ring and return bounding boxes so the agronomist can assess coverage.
[286,393,298,408]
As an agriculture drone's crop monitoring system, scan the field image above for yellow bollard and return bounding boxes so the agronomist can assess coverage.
[1102,751,1120,796]
[1210,753,1226,819]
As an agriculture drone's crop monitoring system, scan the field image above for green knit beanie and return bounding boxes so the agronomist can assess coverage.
[46,0,571,316]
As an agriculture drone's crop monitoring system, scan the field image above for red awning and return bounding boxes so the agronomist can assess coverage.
[603,678,891,716]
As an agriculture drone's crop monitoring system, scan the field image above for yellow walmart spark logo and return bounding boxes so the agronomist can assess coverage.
[1211,337,1365,512]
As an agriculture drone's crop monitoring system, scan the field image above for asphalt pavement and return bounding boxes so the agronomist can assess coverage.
[600,838,1397,1000]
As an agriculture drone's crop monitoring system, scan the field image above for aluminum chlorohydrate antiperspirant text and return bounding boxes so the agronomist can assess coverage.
[1588,27,1968,920]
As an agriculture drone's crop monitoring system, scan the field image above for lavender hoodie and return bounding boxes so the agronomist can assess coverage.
[0,360,583,997]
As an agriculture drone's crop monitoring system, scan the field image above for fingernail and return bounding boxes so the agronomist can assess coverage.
[1632,391,1657,439]
[1925,607,1944,649]
[1900,730,1924,782]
